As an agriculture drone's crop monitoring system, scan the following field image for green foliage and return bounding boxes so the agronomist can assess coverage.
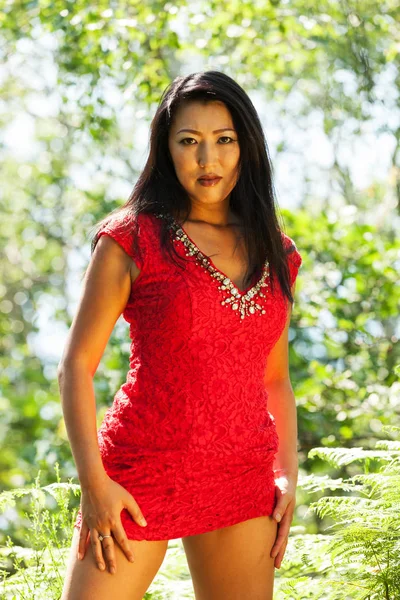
[282,207,400,489]
[274,424,400,599]
[0,463,80,599]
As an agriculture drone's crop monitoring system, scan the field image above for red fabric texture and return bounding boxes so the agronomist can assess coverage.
[74,211,302,540]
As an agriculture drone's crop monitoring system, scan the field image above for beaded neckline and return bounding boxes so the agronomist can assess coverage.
[154,212,270,321]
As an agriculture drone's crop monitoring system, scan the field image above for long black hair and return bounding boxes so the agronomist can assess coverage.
[91,70,296,303]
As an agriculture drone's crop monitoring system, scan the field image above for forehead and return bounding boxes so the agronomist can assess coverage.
[170,100,233,129]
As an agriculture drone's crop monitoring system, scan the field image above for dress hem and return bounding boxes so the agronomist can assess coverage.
[73,496,277,542]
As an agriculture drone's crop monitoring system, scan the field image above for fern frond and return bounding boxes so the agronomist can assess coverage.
[0,487,47,511]
[308,447,400,467]
[298,473,364,493]
[375,440,400,451]
[349,473,400,502]
[307,495,381,520]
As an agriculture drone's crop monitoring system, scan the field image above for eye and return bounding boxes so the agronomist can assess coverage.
[179,136,236,145]
[219,136,236,144]
[179,137,196,145]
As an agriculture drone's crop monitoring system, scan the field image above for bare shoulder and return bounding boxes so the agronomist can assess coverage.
[96,233,141,285]
[59,235,134,372]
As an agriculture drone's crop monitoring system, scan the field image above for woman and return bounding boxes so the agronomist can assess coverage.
[59,70,302,600]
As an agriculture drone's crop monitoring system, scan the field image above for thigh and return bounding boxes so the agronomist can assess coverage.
[182,515,277,600]
[61,527,169,600]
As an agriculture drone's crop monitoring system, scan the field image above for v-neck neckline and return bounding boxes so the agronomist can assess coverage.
[168,214,267,296]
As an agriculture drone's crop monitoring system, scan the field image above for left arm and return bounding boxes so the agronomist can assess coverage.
[264,283,299,485]
[265,248,302,569]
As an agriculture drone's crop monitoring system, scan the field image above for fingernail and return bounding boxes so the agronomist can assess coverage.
[140,517,147,526]
[275,513,281,522]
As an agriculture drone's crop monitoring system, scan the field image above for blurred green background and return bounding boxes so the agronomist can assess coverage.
[0,0,399,592]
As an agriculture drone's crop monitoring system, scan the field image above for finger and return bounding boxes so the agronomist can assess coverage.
[270,525,290,558]
[126,497,147,527]
[112,523,135,563]
[273,538,287,569]
[101,534,117,574]
[273,503,288,522]
[275,538,288,569]
[78,521,89,560]
[90,529,106,571]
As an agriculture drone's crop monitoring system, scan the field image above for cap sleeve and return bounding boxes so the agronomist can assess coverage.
[281,232,303,288]
[94,211,145,271]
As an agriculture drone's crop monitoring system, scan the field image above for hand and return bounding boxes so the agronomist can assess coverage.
[77,473,147,574]
[270,472,297,569]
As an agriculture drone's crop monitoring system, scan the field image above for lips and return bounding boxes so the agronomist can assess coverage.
[198,176,222,187]
[198,176,222,181]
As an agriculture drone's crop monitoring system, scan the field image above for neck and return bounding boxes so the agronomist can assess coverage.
[175,207,241,228]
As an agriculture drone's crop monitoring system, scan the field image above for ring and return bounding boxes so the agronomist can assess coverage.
[98,533,112,542]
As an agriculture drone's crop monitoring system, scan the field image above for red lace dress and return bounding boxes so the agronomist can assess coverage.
[74,210,302,541]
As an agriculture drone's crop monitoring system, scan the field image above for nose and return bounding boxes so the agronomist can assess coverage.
[197,141,219,166]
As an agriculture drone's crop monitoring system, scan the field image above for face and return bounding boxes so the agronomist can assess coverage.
[167,100,241,211]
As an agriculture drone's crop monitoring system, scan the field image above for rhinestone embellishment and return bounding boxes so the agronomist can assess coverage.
[155,213,270,321]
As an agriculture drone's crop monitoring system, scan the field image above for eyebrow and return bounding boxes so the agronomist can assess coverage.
[175,128,236,135]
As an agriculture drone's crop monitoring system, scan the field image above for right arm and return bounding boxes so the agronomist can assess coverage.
[57,234,144,570]
[57,234,134,487]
